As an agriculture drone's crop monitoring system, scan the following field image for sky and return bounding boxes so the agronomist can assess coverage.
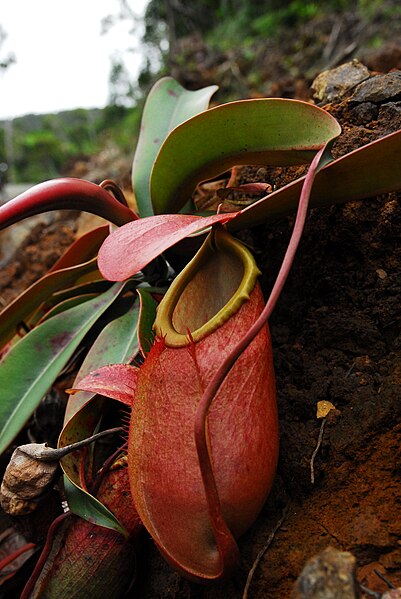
[0,0,148,120]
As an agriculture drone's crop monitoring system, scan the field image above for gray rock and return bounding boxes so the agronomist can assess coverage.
[311,60,370,103]
[350,102,378,124]
[350,71,401,103]
[292,546,359,599]
[378,101,401,129]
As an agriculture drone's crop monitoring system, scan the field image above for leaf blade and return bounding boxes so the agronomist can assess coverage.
[230,129,401,229]
[64,477,128,537]
[69,364,138,405]
[60,398,127,537]
[150,98,341,215]
[137,288,158,356]
[132,77,218,218]
[97,212,238,281]
[64,297,141,422]
[0,283,125,455]
[0,257,100,348]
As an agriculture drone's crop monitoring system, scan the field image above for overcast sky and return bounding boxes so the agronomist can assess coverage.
[0,0,148,120]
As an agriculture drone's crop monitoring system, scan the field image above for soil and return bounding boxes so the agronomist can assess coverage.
[1,62,401,599]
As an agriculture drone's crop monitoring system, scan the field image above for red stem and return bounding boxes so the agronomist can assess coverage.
[0,542,36,571]
[99,179,130,208]
[20,512,71,599]
[0,178,137,231]
[194,146,326,576]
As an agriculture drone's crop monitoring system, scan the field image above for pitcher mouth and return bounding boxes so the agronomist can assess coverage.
[154,226,261,347]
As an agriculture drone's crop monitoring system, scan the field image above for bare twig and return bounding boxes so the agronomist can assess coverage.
[374,568,396,589]
[242,502,290,599]
[310,418,327,484]
[359,584,381,598]
[323,20,342,62]
[35,427,124,461]
[345,361,355,379]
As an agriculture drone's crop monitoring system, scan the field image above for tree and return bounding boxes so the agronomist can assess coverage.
[0,25,16,71]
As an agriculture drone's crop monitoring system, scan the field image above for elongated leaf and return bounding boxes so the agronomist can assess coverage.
[133,77,218,217]
[0,257,100,347]
[150,98,341,215]
[0,179,136,231]
[64,477,128,536]
[64,297,141,422]
[0,283,125,455]
[36,294,98,323]
[137,288,158,355]
[60,398,127,537]
[28,280,112,330]
[49,225,110,272]
[98,212,239,281]
[229,129,401,229]
[69,364,138,405]
[46,280,112,307]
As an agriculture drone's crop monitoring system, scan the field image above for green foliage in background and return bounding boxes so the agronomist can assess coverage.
[0,0,391,185]
[0,105,142,184]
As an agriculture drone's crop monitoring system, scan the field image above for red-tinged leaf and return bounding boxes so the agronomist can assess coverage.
[0,257,100,348]
[98,212,239,281]
[64,298,140,422]
[59,398,127,536]
[69,364,138,406]
[23,462,142,599]
[0,529,36,585]
[49,225,110,273]
[229,129,401,230]
[0,179,136,231]
[22,512,135,599]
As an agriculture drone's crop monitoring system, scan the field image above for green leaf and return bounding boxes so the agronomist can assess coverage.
[137,288,158,355]
[45,280,112,308]
[60,398,127,537]
[132,77,218,218]
[64,477,127,537]
[0,283,125,455]
[229,129,401,229]
[64,296,140,422]
[150,98,341,215]
[37,294,98,323]
[0,257,100,348]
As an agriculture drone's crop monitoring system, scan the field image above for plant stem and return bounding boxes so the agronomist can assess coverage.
[33,427,124,461]
[194,146,326,574]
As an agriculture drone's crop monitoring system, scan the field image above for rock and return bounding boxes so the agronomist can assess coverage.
[378,101,401,129]
[350,71,401,103]
[292,546,359,599]
[311,60,370,103]
[350,102,378,124]
[383,591,401,599]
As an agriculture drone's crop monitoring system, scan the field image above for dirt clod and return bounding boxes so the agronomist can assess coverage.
[292,546,359,599]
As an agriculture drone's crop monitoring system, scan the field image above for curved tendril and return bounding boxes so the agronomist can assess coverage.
[99,179,135,213]
[193,145,326,576]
